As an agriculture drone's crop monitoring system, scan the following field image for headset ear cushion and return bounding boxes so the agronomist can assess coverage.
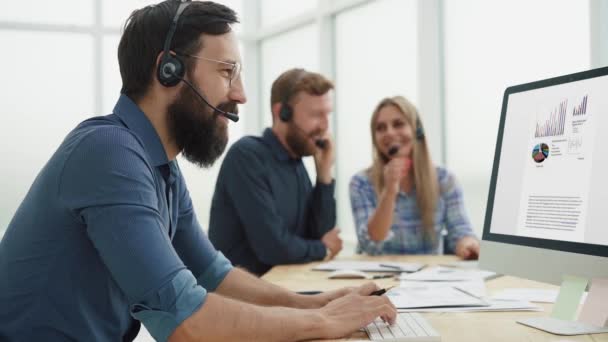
[279,103,292,122]
[416,126,425,140]
[415,116,425,140]
[158,56,185,87]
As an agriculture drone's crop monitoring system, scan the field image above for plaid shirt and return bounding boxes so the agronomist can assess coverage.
[349,166,475,255]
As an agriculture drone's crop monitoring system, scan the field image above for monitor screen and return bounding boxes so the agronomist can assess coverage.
[483,67,608,258]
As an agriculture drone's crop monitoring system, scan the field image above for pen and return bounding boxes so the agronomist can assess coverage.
[370,286,395,296]
[296,291,322,295]
[379,264,403,271]
[371,274,394,279]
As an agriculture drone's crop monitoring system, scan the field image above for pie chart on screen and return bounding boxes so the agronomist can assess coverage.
[532,143,549,163]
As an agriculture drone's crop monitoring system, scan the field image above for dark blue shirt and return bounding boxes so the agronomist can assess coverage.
[0,95,232,341]
[208,128,336,275]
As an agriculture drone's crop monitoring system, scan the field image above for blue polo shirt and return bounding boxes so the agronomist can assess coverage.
[0,95,232,341]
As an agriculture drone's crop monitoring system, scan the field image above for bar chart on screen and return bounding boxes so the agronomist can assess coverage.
[534,99,567,138]
[572,95,588,116]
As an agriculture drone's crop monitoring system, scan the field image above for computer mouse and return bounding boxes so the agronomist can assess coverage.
[327,269,370,279]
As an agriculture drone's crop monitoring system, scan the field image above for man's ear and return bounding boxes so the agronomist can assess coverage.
[153,51,167,87]
[271,102,282,123]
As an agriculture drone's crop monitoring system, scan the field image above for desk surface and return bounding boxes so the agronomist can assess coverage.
[262,255,608,342]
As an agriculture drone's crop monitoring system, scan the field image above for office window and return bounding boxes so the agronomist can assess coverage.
[103,0,243,32]
[261,0,317,27]
[0,31,94,234]
[103,35,122,114]
[0,0,93,26]
[260,24,320,179]
[103,0,158,28]
[444,0,591,235]
[260,24,320,128]
[335,0,419,247]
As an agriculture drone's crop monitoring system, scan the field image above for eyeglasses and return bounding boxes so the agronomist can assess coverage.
[180,53,242,87]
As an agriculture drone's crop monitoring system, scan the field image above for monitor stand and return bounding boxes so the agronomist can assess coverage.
[518,276,608,335]
[517,317,608,335]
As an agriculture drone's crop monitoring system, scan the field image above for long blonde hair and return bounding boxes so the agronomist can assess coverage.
[367,96,439,237]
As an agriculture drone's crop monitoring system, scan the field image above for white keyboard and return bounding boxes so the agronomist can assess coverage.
[364,312,441,341]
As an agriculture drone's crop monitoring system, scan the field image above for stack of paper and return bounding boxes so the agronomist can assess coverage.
[313,261,425,273]
[395,266,540,313]
[400,279,487,298]
[491,288,559,303]
[386,286,488,309]
[399,266,497,282]
[397,299,542,313]
[490,288,588,303]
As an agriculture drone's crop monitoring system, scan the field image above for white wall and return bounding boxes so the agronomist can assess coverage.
[444,0,591,236]
[0,30,95,237]
[334,0,419,247]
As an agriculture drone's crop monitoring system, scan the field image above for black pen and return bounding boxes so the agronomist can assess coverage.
[370,286,395,296]
[379,264,403,271]
[296,291,322,295]
[371,274,394,279]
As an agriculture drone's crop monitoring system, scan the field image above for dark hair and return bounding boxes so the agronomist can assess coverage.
[118,0,238,101]
[270,68,334,111]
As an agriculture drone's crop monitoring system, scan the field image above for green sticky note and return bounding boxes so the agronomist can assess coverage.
[551,275,588,321]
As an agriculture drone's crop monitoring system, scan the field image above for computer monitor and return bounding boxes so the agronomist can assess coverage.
[479,66,608,334]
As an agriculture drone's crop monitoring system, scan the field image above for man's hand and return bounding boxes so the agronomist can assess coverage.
[313,133,334,184]
[303,282,381,308]
[316,292,397,339]
[455,236,480,260]
[321,227,343,258]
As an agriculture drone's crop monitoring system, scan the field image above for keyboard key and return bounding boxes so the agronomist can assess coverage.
[364,312,441,341]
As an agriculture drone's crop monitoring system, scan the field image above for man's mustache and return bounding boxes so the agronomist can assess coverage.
[216,101,239,115]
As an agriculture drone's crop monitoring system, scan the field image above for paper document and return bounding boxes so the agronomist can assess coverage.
[400,279,487,298]
[491,288,588,304]
[386,286,488,309]
[399,266,497,281]
[491,288,558,303]
[398,299,542,313]
[440,260,479,269]
[313,261,424,273]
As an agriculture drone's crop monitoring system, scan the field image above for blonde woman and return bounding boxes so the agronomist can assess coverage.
[349,96,479,258]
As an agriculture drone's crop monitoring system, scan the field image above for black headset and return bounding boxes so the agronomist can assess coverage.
[415,115,425,141]
[157,0,190,87]
[278,69,307,122]
[156,0,239,122]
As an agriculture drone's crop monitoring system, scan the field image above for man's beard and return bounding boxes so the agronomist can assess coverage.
[167,82,238,168]
[286,122,319,157]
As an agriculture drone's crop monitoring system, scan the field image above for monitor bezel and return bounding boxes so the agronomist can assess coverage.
[482,66,608,259]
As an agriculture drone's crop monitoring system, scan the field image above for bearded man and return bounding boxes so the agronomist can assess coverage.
[209,68,343,276]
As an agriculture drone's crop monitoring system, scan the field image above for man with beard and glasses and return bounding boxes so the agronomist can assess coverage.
[0,1,396,341]
[209,68,343,276]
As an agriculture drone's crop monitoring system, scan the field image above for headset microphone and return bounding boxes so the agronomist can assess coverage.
[286,119,328,150]
[388,145,400,157]
[164,65,240,123]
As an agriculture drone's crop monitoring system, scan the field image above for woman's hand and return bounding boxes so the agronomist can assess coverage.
[455,236,480,260]
[383,157,411,194]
